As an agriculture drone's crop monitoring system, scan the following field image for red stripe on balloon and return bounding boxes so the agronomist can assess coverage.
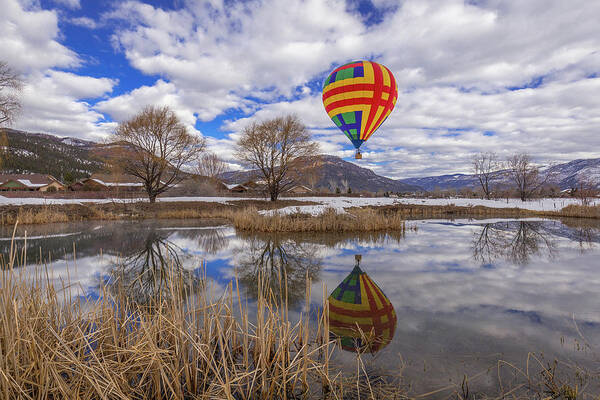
[331,61,363,74]
[366,65,397,140]
[324,98,374,114]
[362,62,384,139]
[322,83,393,101]
[329,301,392,318]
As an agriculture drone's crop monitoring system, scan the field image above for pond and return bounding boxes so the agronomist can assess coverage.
[2,217,600,397]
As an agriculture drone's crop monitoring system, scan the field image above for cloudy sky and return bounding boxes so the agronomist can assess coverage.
[1,0,599,178]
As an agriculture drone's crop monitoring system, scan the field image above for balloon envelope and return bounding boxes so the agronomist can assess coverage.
[322,60,398,151]
[328,264,397,353]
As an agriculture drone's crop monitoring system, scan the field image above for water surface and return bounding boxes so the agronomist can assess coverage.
[2,218,599,397]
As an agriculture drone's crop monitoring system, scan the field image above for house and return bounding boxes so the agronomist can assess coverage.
[69,173,145,192]
[225,183,248,193]
[285,185,313,194]
[0,174,65,192]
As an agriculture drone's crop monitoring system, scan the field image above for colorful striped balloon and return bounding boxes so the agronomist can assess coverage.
[328,259,397,353]
[322,60,398,159]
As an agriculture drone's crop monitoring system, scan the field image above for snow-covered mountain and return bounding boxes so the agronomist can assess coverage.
[399,158,600,191]
[397,173,482,191]
[543,159,600,189]
[0,128,104,180]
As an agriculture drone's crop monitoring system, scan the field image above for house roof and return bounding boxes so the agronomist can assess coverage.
[86,173,145,187]
[0,174,61,188]
[225,183,247,190]
[286,185,313,192]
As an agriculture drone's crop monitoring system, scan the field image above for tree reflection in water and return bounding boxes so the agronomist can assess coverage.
[102,229,203,305]
[473,221,558,266]
[176,227,229,255]
[235,233,321,307]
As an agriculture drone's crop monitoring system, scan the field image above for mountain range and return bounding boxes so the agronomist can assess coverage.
[399,159,600,191]
[1,128,599,192]
[0,128,104,181]
[222,154,422,193]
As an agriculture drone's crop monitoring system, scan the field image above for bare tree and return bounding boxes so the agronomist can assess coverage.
[0,61,23,126]
[340,178,349,193]
[197,152,227,179]
[574,179,598,206]
[235,115,318,201]
[113,105,206,203]
[472,152,500,199]
[328,178,338,193]
[506,153,553,201]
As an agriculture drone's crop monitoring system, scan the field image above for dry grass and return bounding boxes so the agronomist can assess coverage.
[2,200,600,233]
[0,239,404,399]
[548,204,600,218]
[231,207,408,233]
[0,206,69,225]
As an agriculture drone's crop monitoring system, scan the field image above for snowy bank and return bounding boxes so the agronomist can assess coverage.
[0,195,597,213]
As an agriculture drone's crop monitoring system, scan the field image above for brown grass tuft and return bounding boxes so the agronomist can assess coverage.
[230,207,408,233]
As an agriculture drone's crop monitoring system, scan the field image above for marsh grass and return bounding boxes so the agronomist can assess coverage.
[0,228,405,399]
[550,204,600,218]
[0,206,69,225]
[231,207,408,233]
[3,200,600,229]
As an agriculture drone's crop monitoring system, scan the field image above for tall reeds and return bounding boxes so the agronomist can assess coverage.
[0,206,69,225]
[0,238,402,399]
[231,207,408,233]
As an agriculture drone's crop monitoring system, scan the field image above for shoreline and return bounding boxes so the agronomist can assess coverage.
[0,197,599,228]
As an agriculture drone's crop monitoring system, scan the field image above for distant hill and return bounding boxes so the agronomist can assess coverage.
[223,155,422,193]
[0,128,105,181]
[3,129,599,192]
[543,159,600,189]
[399,158,600,191]
[398,173,481,192]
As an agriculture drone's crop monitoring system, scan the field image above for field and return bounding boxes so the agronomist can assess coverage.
[1,195,600,229]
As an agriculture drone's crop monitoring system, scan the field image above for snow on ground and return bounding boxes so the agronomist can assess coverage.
[269,196,599,214]
[0,195,598,213]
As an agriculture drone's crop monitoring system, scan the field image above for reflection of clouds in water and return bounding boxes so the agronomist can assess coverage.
[3,218,600,394]
[13,255,112,300]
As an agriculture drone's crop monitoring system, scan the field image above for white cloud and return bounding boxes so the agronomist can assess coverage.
[70,16,97,29]
[0,0,79,72]
[0,0,118,140]
[53,0,80,9]
[17,71,117,140]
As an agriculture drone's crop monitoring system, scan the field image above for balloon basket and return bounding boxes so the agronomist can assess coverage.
[355,151,362,160]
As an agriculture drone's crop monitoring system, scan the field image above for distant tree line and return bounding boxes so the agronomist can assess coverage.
[470,151,596,202]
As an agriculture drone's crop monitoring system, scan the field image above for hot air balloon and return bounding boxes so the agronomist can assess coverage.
[328,255,397,353]
[322,60,398,159]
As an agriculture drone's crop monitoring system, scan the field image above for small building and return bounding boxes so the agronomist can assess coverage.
[285,185,313,194]
[0,174,65,192]
[225,183,248,193]
[70,173,145,192]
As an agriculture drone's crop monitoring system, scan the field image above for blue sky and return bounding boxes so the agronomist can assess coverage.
[2,0,600,178]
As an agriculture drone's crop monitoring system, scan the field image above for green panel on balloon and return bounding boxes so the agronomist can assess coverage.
[337,68,354,81]
[342,112,355,124]
[350,129,357,139]
[331,115,342,127]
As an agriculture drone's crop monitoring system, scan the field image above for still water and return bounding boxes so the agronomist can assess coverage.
[2,218,600,396]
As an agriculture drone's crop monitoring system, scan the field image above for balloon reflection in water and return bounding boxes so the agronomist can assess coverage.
[328,255,397,353]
